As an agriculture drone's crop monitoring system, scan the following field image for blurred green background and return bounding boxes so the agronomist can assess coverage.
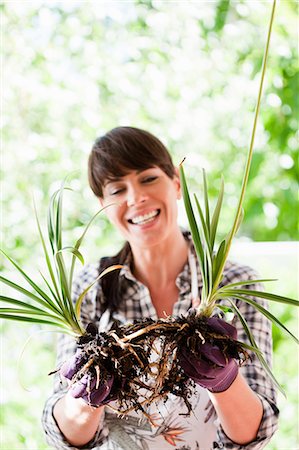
[1,0,298,449]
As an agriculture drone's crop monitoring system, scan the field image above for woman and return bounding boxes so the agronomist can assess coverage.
[42,126,279,450]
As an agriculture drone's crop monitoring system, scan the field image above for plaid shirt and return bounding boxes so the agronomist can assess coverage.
[42,233,279,450]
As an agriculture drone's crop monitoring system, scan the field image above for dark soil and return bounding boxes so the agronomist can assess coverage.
[57,312,248,418]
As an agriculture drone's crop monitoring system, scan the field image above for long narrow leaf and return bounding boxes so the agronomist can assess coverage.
[55,252,73,315]
[222,288,298,306]
[212,0,277,291]
[0,254,61,314]
[204,245,213,300]
[210,177,224,250]
[0,307,67,324]
[194,194,211,254]
[228,299,284,395]
[33,196,61,302]
[47,186,72,254]
[202,249,208,303]
[219,293,299,344]
[212,239,226,285]
[0,313,69,328]
[235,341,263,354]
[56,179,68,251]
[47,190,58,254]
[39,271,62,307]
[69,210,102,290]
[1,295,56,315]
[55,246,84,298]
[75,265,123,318]
[218,279,277,289]
[236,208,244,233]
[202,169,210,237]
[56,247,85,265]
[0,275,60,313]
[179,163,205,269]
[68,203,118,290]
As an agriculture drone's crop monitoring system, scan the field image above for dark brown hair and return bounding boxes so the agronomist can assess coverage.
[89,126,176,314]
[88,126,175,198]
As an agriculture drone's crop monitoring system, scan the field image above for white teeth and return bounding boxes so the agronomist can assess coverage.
[131,210,159,225]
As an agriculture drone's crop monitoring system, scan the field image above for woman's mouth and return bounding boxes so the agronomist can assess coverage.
[128,209,160,226]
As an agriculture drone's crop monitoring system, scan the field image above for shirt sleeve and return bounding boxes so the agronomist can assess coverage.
[41,264,109,449]
[214,262,279,449]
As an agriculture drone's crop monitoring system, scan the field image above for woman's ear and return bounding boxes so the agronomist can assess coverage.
[174,167,182,200]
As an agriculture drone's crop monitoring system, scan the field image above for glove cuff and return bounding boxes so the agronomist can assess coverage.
[208,360,239,393]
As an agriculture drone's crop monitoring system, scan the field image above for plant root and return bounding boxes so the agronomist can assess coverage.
[55,312,249,419]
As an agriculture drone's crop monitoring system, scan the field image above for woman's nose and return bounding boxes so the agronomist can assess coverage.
[126,185,147,207]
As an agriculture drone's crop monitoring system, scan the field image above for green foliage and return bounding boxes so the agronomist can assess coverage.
[180,162,298,396]
[2,0,298,269]
[1,1,298,449]
[1,183,122,337]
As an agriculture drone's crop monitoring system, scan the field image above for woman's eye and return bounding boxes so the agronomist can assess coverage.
[142,176,157,183]
[110,188,124,196]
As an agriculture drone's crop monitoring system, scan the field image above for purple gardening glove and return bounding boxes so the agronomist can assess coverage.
[60,349,115,407]
[177,316,238,393]
[69,372,114,406]
[60,348,87,380]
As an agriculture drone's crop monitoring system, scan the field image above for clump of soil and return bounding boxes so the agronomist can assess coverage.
[56,312,248,419]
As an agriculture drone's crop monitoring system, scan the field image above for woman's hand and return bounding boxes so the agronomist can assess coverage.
[177,316,239,393]
[60,349,115,407]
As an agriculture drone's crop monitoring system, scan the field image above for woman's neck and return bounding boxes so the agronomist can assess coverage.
[130,229,189,289]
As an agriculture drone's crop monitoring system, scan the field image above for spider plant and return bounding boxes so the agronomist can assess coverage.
[0,179,121,337]
[179,0,298,392]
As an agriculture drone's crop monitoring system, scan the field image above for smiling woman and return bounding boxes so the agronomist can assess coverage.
[101,167,181,248]
[40,126,282,450]
[1,0,298,447]
[90,127,183,252]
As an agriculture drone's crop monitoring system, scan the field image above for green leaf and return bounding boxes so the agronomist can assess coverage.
[54,251,73,314]
[0,252,61,315]
[228,299,285,396]
[75,265,123,318]
[0,296,67,323]
[47,190,58,254]
[0,313,69,328]
[38,271,62,306]
[0,306,66,322]
[179,163,204,270]
[210,176,224,250]
[211,0,277,291]
[1,295,51,313]
[202,169,210,236]
[236,208,244,233]
[235,340,263,355]
[218,279,277,289]
[194,193,211,254]
[219,293,299,344]
[212,239,226,285]
[222,288,299,306]
[56,179,66,251]
[0,274,58,312]
[56,247,85,265]
[47,185,72,254]
[33,196,61,304]
[68,204,115,291]
[205,245,213,298]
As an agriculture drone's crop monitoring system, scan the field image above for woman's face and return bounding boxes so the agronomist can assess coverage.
[100,166,181,249]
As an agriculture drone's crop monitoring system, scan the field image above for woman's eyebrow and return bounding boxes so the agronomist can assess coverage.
[103,177,123,187]
[137,167,156,174]
[103,168,157,187]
